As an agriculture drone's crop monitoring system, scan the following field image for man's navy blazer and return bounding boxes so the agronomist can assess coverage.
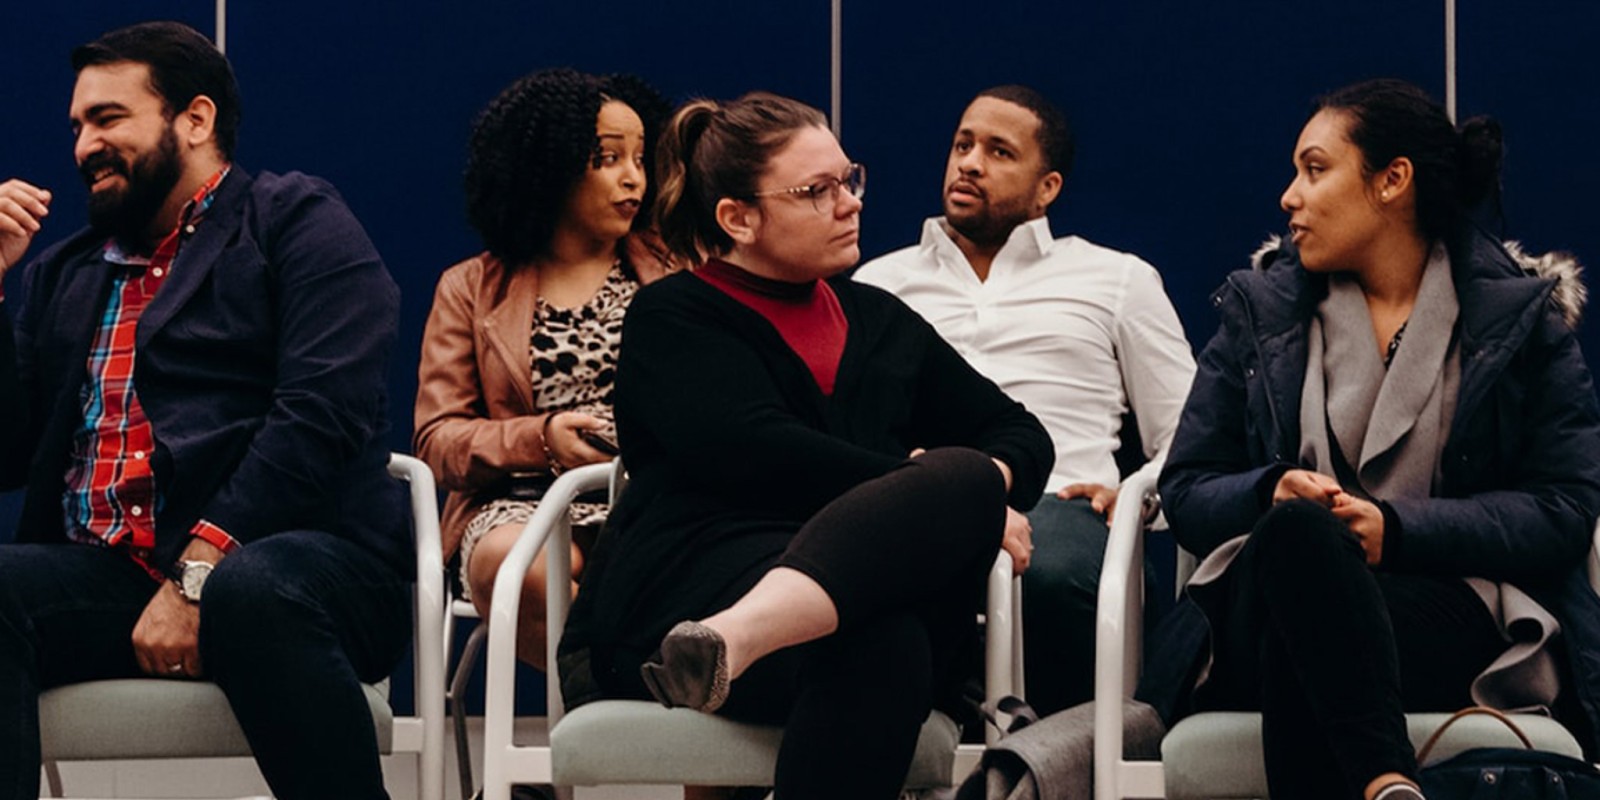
[0,168,412,577]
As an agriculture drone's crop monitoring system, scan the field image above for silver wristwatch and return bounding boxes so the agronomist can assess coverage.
[173,560,214,603]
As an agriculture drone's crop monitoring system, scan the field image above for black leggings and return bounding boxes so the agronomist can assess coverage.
[712,447,1007,800]
[1198,499,1505,799]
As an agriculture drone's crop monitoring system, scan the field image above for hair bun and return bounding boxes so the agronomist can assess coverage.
[1456,115,1504,210]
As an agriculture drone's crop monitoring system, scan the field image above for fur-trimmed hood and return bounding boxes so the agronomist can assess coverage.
[1249,234,1587,328]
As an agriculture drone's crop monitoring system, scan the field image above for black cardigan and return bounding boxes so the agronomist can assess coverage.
[559,270,1052,701]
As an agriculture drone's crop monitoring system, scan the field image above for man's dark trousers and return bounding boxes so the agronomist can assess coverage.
[0,531,411,800]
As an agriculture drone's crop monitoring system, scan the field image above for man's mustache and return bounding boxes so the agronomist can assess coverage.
[79,151,129,187]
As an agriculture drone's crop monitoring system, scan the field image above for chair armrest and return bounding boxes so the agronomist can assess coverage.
[482,461,614,756]
[983,550,1017,745]
[388,453,447,800]
[388,454,445,724]
[1093,469,1161,797]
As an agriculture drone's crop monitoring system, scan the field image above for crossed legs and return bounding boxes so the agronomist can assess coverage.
[648,447,1007,799]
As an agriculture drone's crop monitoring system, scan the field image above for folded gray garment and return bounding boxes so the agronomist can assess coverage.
[953,699,1165,800]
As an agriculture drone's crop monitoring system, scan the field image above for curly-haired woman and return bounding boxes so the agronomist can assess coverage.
[414,68,671,668]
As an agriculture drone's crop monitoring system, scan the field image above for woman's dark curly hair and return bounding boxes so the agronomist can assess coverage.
[464,68,670,266]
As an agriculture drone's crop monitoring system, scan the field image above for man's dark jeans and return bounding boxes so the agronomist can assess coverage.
[0,531,411,800]
[1022,495,1159,715]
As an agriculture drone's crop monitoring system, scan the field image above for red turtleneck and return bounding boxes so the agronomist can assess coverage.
[694,258,848,395]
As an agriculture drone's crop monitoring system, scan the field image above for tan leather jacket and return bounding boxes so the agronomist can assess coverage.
[413,253,549,558]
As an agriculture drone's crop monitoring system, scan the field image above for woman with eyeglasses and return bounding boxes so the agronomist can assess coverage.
[558,92,1053,799]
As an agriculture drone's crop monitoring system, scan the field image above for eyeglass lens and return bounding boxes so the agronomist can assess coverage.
[811,164,866,212]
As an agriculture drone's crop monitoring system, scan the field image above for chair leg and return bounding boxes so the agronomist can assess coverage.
[452,622,490,800]
[43,760,64,797]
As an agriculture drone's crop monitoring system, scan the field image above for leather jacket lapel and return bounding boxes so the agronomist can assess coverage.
[480,257,537,413]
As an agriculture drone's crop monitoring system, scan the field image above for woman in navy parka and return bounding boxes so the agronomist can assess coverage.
[1158,79,1600,800]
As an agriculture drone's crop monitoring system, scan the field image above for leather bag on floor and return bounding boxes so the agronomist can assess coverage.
[1418,707,1600,799]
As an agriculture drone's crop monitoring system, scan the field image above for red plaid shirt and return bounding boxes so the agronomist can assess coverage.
[62,168,239,579]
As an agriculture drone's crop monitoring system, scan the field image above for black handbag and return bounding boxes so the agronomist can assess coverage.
[1416,707,1600,799]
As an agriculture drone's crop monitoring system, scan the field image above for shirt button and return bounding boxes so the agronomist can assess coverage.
[152,268,164,278]
[134,450,146,460]
[184,224,196,235]
[130,505,144,516]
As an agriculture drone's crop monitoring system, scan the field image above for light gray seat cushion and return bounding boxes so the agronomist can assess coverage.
[550,699,959,787]
[39,678,393,760]
[1161,711,1582,799]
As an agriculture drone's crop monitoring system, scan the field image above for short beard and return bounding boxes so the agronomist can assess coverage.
[85,123,183,243]
[946,204,1031,249]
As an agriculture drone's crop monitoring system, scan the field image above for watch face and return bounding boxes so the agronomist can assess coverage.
[181,562,212,601]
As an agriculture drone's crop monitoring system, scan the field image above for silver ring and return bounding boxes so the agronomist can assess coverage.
[167,663,184,674]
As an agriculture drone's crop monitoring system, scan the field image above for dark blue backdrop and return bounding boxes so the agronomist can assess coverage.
[3,1,1597,715]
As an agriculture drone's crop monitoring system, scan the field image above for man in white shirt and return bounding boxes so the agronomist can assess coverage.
[856,85,1195,714]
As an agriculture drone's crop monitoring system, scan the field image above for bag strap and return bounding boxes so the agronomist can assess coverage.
[1414,706,1535,764]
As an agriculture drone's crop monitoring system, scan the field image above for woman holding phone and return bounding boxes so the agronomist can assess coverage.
[558,92,1053,799]
[414,68,669,668]
[1157,79,1600,799]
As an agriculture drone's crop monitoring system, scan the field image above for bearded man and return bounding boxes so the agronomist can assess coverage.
[855,85,1195,715]
[0,21,409,799]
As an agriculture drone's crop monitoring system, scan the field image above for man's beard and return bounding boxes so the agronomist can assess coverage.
[83,124,182,242]
[944,193,1032,250]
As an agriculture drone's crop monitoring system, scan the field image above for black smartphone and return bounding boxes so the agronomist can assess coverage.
[579,428,620,456]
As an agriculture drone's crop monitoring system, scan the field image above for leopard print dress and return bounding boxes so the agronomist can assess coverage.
[458,263,638,600]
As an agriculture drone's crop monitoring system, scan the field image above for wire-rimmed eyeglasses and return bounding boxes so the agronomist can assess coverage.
[751,163,866,213]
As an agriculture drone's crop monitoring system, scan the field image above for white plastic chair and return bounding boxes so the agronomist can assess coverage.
[446,586,487,799]
[477,462,1024,800]
[37,453,446,800]
[443,460,630,800]
[1092,470,1589,799]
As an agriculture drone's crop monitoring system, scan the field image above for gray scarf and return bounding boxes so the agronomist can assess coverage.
[1298,242,1460,498]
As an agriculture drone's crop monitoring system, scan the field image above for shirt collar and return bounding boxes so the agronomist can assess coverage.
[103,165,232,266]
[919,215,1056,272]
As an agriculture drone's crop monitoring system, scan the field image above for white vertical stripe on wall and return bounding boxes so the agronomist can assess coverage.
[215,0,227,53]
[832,0,842,137]
[1444,0,1456,122]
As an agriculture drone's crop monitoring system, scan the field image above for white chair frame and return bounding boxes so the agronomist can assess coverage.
[1092,469,1168,799]
[389,452,450,800]
[477,461,1024,800]
[445,591,487,799]
[441,460,627,800]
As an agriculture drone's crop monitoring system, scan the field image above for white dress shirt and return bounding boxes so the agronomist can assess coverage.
[856,216,1196,495]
